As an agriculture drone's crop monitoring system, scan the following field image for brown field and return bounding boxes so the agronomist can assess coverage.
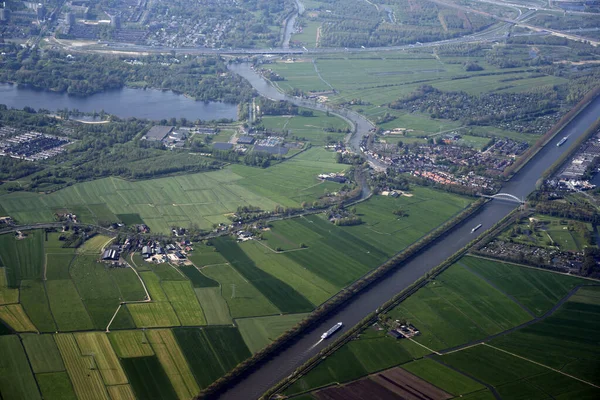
[314,367,452,400]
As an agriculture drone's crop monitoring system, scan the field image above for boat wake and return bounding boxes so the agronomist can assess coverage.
[309,338,324,349]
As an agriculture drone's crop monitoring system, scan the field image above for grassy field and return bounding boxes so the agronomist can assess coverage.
[236,313,309,353]
[174,327,252,389]
[202,265,279,318]
[75,332,128,385]
[121,356,178,400]
[22,334,65,374]
[285,328,429,395]
[70,255,124,329]
[260,110,349,146]
[214,237,314,314]
[19,279,56,332]
[240,241,338,306]
[460,256,588,316]
[146,329,200,400]
[36,371,78,400]
[178,265,219,288]
[0,148,346,233]
[0,267,18,304]
[46,253,74,280]
[286,256,596,398]
[109,267,147,302]
[401,358,485,396]
[47,279,94,331]
[343,188,471,256]
[0,335,41,399]
[491,286,600,386]
[127,302,180,328]
[0,304,37,332]
[162,281,207,326]
[194,287,232,325]
[0,230,44,286]
[55,333,111,400]
[106,385,136,400]
[389,263,531,351]
[108,330,155,358]
[437,344,600,399]
[140,271,168,301]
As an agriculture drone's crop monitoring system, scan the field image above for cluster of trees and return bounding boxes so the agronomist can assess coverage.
[313,0,492,48]
[255,98,299,116]
[389,84,563,134]
[0,47,254,102]
[0,109,226,192]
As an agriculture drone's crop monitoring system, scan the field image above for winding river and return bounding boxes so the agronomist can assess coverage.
[223,63,600,399]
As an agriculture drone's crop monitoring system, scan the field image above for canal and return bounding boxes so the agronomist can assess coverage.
[222,64,600,399]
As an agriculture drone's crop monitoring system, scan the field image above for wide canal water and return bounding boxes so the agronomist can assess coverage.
[0,83,238,121]
[223,64,600,399]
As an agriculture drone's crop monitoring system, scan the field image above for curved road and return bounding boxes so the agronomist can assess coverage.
[218,67,600,399]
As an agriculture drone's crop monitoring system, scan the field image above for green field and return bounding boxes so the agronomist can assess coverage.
[0,148,346,233]
[260,110,349,146]
[285,329,429,395]
[491,286,600,386]
[0,267,18,305]
[236,313,309,353]
[22,334,65,373]
[194,287,232,325]
[174,327,252,389]
[36,371,78,400]
[146,329,200,400]
[109,330,155,358]
[286,256,598,398]
[200,263,279,318]
[179,265,219,288]
[460,256,588,316]
[46,253,74,280]
[401,358,485,396]
[437,344,600,399]
[0,335,41,399]
[390,263,531,350]
[19,279,56,332]
[109,267,147,302]
[121,356,178,400]
[162,281,207,326]
[70,255,124,329]
[240,241,339,306]
[213,237,315,314]
[74,332,128,385]
[127,302,180,328]
[0,230,44,286]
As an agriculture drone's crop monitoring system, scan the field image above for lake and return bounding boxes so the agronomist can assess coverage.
[0,83,238,121]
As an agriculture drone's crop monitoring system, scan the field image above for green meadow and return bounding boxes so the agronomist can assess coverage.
[285,256,599,398]
[0,148,347,233]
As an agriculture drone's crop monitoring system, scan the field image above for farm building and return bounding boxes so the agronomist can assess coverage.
[143,126,174,141]
[237,135,255,145]
[102,249,119,261]
[141,246,152,258]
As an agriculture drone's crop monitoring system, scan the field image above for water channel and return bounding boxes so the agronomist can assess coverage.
[0,83,238,121]
[223,63,600,399]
